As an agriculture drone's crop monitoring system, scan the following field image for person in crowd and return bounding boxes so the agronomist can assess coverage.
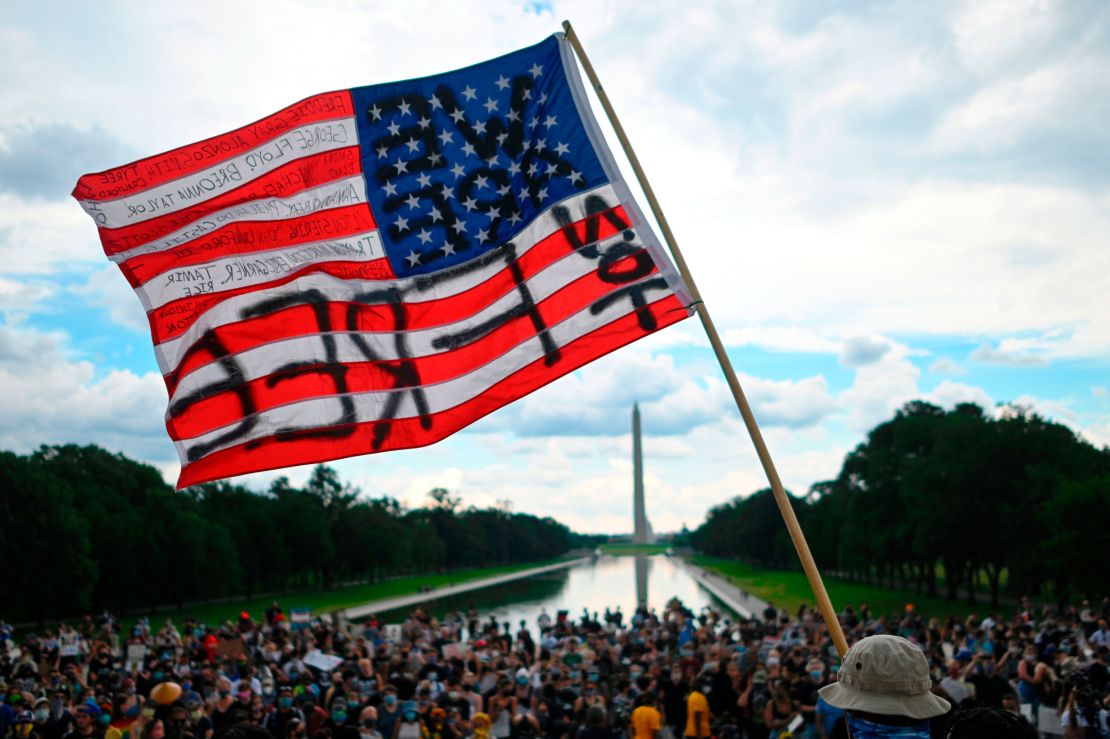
[8,591,1110,739]
[628,692,661,739]
[944,705,1038,739]
[817,635,950,739]
[683,677,710,739]
[392,702,421,739]
[762,681,797,739]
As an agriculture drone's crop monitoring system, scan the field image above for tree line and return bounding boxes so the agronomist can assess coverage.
[0,444,573,625]
[691,401,1110,608]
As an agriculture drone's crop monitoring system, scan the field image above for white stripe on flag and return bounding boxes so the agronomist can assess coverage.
[136,230,384,310]
[111,176,369,262]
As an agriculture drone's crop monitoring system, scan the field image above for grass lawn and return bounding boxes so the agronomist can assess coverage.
[600,543,670,556]
[119,557,569,632]
[692,556,996,621]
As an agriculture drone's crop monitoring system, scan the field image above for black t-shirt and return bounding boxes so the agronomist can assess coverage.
[969,673,1012,708]
[435,696,471,721]
[793,683,819,725]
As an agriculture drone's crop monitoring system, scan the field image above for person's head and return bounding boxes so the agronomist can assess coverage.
[944,706,1036,739]
[585,704,606,727]
[284,719,306,739]
[806,660,825,684]
[818,635,950,725]
[213,723,275,739]
[75,703,100,728]
[1000,690,1020,716]
[141,719,166,739]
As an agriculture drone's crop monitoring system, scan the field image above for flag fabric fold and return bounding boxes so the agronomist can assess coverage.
[73,34,693,488]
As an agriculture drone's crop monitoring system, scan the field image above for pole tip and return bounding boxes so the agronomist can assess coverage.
[561,19,572,33]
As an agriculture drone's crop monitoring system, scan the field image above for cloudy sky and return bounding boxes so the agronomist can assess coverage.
[2,1,1108,534]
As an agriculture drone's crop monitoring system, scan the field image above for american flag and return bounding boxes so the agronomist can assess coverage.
[73,34,693,489]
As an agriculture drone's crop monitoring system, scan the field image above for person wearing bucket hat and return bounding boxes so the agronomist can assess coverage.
[818,635,950,739]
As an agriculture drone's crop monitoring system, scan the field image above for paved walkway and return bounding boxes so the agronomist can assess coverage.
[676,557,771,619]
[340,556,593,619]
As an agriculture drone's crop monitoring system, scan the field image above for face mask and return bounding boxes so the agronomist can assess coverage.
[630,671,642,680]
[154,672,165,681]
[332,711,348,724]
[278,697,293,709]
[403,712,417,722]
[362,721,376,729]
[218,690,230,699]
[588,674,599,683]
[385,696,397,706]
[125,705,141,718]
[845,713,930,739]
[428,673,438,682]
[448,692,459,700]
[182,683,192,692]
[347,699,361,709]
[810,671,823,682]
[99,715,113,727]
[191,710,203,721]
[35,709,50,722]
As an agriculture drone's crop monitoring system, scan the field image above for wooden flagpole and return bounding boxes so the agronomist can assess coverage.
[562,20,850,657]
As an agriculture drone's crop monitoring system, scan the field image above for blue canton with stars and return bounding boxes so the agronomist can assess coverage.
[351,35,608,278]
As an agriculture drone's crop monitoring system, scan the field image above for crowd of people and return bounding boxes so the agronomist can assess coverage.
[2,594,1109,739]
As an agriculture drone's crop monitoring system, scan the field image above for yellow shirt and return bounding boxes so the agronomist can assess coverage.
[630,705,662,739]
[684,691,709,738]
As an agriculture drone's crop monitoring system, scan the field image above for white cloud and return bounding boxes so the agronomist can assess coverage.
[838,352,921,431]
[1093,386,1108,398]
[926,380,994,411]
[0,276,53,323]
[928,357,966,376]
[0,194,104,276]
[970,343,1048,367]
[0,324,172,461]
[839,335,890,367]
[69,264,148,332]
[723,325,840,355]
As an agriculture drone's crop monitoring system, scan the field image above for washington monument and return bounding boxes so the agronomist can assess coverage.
[632,403,655,544]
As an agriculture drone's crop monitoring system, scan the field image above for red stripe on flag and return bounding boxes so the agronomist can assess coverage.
[151,206,628,359]
[165,255,658,439]
[119,204,378,287]
[174,294,686,488]
[73,92,355,201]
[96,146,363,255]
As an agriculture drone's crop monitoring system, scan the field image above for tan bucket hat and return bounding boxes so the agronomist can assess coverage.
[818,635,951,720]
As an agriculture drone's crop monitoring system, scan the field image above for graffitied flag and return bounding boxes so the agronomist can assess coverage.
[73,34,693,489]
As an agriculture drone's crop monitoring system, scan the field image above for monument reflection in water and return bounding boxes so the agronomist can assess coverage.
[376,554,735,628]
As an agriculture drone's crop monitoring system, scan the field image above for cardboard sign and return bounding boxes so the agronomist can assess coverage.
[216,637,247,659]
[304,650,343,672]
[442,642,471,660]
